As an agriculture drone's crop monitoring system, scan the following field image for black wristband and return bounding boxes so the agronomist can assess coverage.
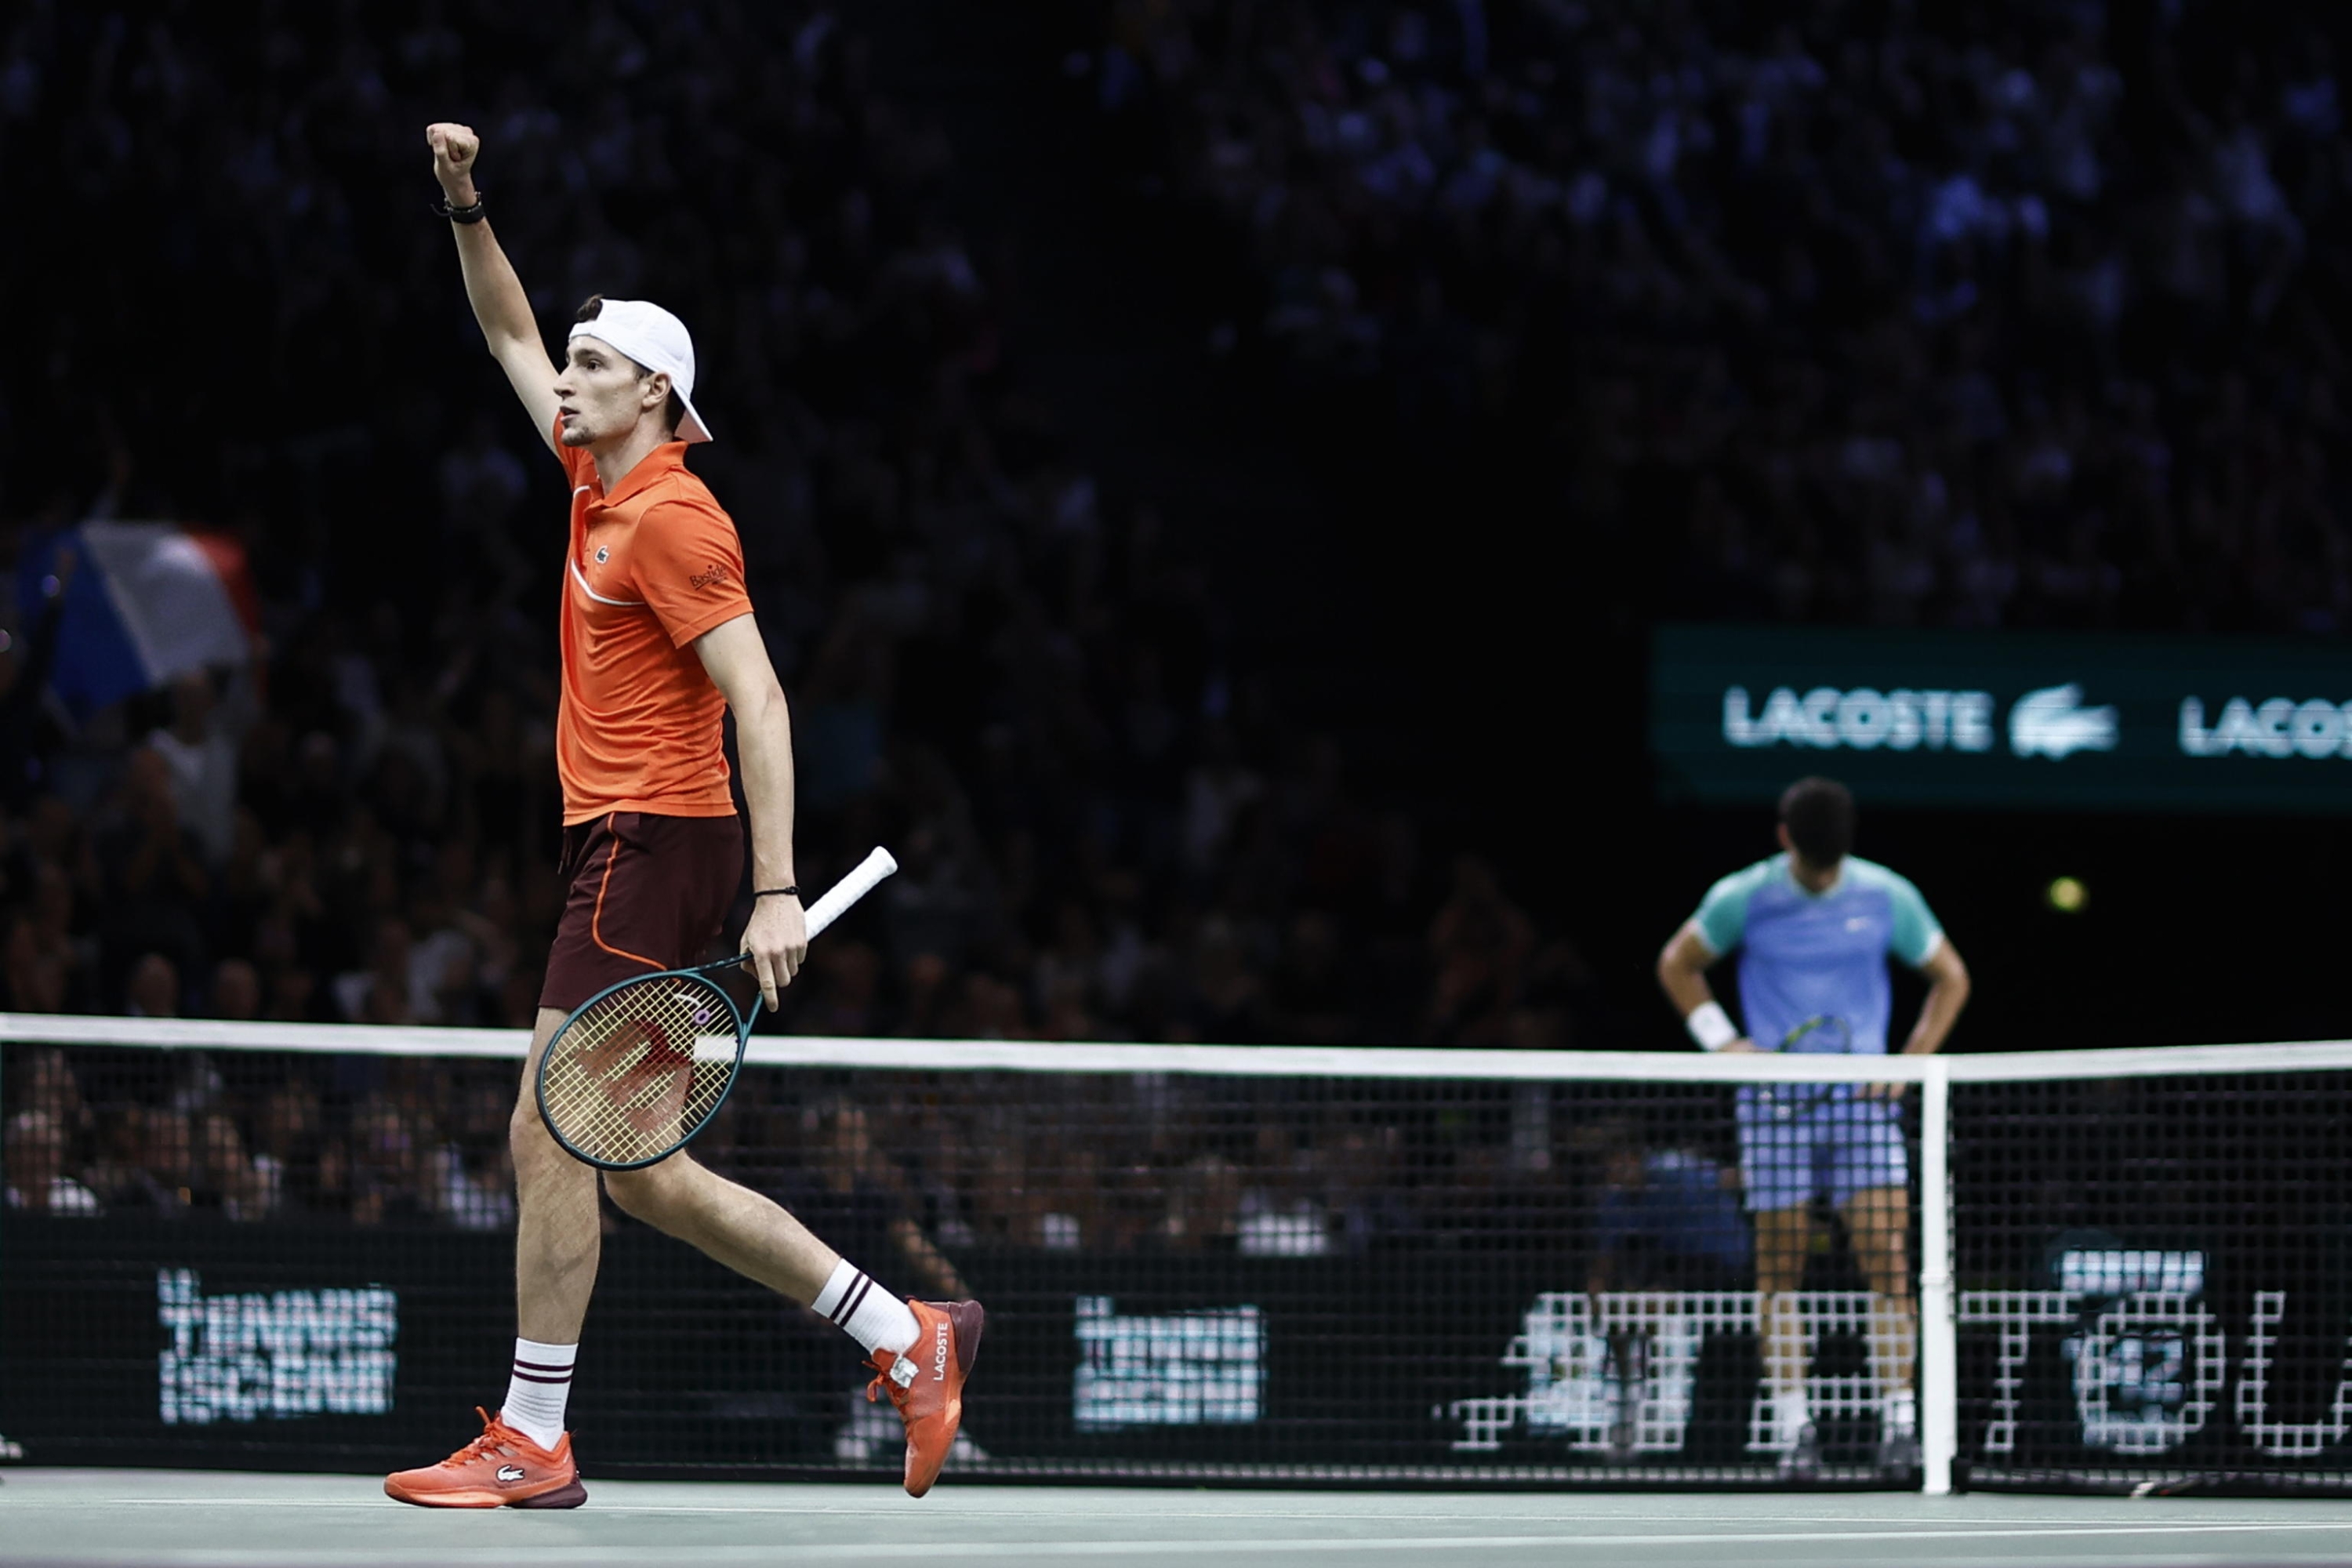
[754,886,800,900]
[437,192,487,225]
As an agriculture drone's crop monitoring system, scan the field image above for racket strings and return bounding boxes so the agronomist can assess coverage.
[542,974,740,1165]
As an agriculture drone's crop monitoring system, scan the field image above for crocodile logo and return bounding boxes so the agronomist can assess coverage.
[2009,684,2119,760]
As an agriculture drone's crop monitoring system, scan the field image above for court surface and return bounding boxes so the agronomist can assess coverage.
[5,1472,2352,1567]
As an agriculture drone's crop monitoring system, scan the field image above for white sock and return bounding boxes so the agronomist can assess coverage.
[503,1337,576,1450]
[811,1258,920,1358]
[1773,1388,1813,1445]
[1882,1388,1917,1435]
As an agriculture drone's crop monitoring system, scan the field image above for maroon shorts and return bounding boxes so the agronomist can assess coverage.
[539,811,745,1013]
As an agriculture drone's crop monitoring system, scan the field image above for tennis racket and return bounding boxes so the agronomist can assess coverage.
[535,846,898,1170]
[1754,1014,1853,1123]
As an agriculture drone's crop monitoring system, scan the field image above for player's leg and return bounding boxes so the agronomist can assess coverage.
[592,811,938,1352]
[601,1151,853,1310]
[514,1006,604,1342]
[594,814,982,1495]
[1832,1098,1918,1468]
[1740,1112,1819,1467]
[1841,1183,1914,1402]
[386,1006,594,1508]
[1753,1203,1814,1458]
[601,1146,979,1496]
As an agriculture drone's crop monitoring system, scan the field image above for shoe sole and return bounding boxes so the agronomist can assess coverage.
[384,1479,588,1509]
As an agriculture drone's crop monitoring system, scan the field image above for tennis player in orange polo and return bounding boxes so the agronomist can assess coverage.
[385,122,981,1509]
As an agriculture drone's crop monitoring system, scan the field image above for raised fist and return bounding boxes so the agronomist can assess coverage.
[426,122,480,198]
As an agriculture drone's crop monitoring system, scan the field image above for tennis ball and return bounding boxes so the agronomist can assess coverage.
[2045,876,2087,913]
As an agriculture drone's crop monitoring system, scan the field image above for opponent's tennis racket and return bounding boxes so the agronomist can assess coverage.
[535,847,898,1170]
[1755,1014,1852,1123]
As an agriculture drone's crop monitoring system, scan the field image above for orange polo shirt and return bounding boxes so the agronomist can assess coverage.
[554,427,754,824]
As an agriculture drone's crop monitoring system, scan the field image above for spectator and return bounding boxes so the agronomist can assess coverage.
[124,952,181,1019]
[345,1091,432,1226]
[118,1107,197,1216]
[146,671,243,866]
[428,1078,516,1232]
[208,957,261,1021]
[12,1046,92,1142]
[95,752,209,996]
[249,1080,322,1218]
[1236,1120,1333,1257]
[198,1110,269,1222]
[4,1109,102,1217]
[1426,857,1535,1044]
[1580,1120,1753,1295]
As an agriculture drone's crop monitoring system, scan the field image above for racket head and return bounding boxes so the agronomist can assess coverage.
[535,965,755,1170]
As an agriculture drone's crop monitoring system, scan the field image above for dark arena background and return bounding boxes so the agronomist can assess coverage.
[9,3,2352,1565]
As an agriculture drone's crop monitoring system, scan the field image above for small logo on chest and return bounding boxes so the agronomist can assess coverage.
[594,546,610,564]
[1845,916,1870,932]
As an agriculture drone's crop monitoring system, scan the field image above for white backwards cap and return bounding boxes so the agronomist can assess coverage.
[568,299,712,444]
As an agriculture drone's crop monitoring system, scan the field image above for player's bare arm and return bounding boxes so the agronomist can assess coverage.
[426,122,562,453]
[1852,938,1971,1102]
[694,612,807,1006]
[1898,939,1971,1057]
[1657,922,1759,1053]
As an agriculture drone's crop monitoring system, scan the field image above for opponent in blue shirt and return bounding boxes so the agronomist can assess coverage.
[1656,777,1971,1478]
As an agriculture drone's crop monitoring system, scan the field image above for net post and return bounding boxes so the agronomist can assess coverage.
[1919,1058,1957,1495]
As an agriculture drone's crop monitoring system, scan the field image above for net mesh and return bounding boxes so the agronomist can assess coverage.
[3,1022,2349,1493]
[1951,1069,2352,1494]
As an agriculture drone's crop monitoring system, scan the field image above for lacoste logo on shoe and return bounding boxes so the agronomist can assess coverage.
[496,1465,526,1484]
[934,1323,950,1382]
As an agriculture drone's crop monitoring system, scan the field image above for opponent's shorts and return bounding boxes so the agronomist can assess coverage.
[539,811,743,1014]
[1735,1090,1907,1214]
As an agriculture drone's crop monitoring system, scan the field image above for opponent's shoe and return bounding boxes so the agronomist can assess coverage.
[1777,1420,1823,1482]
[866,1298,985,1497]
[1876,1422,1922,1475]
[384,1407,587,1509]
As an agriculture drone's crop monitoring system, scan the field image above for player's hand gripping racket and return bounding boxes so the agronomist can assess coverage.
[1756,1014,1852,1122]
[535,847,898,1170]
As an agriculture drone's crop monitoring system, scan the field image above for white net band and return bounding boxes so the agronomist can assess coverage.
[6,1011,2352,1083]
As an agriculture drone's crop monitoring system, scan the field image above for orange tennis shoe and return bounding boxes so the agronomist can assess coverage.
[384,1407,588,1509]
[866,1299,984,1497]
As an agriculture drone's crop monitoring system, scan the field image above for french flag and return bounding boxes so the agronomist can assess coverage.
[16,522,261,715]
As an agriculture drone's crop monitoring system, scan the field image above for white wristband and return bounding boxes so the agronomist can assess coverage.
[1686,1001,1737,1052]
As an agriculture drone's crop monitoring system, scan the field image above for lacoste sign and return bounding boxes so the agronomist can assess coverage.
[1722,686,1998,753]
[2177,696,2352,759]
[1656,625,2352,811]
[1719,681,2122,760]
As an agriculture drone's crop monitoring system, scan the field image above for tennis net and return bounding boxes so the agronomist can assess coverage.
[4,1014,2350,1494]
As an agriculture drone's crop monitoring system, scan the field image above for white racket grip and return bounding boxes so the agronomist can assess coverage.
[802,847,898,940]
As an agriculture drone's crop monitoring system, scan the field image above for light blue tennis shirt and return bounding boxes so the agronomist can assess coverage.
[1690,853,1943,1055]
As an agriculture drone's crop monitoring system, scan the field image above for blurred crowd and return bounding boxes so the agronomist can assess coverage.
[0,2,1596,1229]
[1089,0,2352,632]
[0,1,1592,1040]
[8,1029,1750,1272]
[21,0,2334,1244]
